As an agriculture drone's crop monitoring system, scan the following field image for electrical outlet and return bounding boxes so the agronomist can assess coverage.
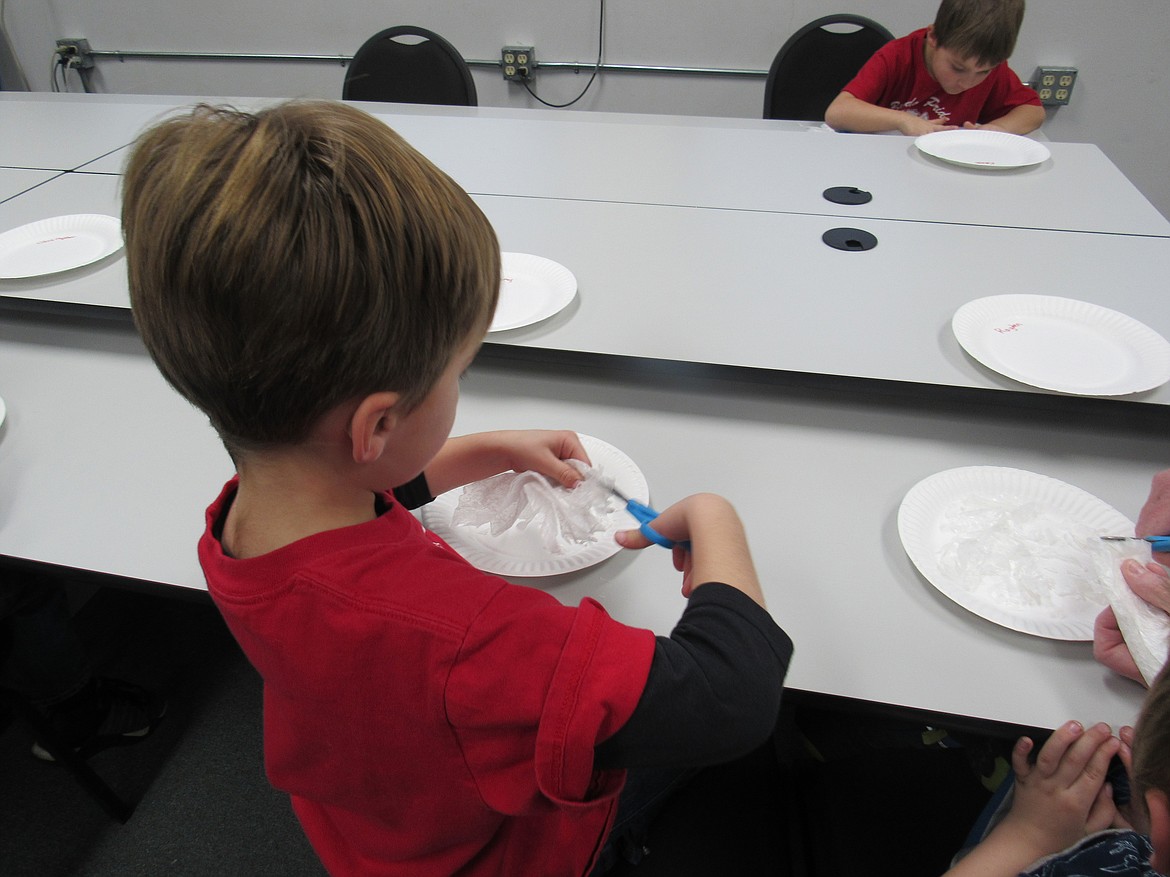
[55,38,95,69]
[501,45,535,82]
[1032,66,1077,106]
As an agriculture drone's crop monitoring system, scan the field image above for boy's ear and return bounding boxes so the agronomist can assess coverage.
[348,392,402,465]
[925,24,938,47]
[1147,789,1170,873]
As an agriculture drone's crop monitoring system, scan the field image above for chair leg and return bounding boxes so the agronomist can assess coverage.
[3,690,134,822]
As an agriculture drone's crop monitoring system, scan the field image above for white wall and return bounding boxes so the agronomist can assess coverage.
[4,1,1169,217]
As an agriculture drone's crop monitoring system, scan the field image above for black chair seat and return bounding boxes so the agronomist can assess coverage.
[343,25,477,107]
[764,14,895,121]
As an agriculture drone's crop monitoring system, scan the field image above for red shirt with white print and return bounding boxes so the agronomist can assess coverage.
[842,27,1040,127]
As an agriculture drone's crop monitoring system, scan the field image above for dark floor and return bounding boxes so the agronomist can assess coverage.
[0,585,995,876]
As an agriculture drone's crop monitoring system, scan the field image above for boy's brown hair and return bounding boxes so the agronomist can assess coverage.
[1133,655,1170,806]
[122,100,499,456]
[933,0,1025,66]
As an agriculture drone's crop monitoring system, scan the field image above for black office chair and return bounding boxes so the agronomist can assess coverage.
[343,25,477,106]
[763,14,894,121]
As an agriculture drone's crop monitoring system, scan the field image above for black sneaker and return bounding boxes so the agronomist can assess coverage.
[32,677,167,762]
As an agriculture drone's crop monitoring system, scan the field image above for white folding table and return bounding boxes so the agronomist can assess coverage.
[1,94,1167,735]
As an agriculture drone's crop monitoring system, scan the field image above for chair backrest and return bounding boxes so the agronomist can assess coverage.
[763,14,894,121]
[343,25,477,106]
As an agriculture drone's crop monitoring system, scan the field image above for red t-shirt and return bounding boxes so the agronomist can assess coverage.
[842,27,1040,127]
[199,479,656,876]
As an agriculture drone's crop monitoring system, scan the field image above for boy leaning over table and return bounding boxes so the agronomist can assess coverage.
[119,99,793,877]
[825,0,1044,136]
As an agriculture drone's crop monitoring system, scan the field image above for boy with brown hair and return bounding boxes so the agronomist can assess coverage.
[941,653,1170,876]
[825,0,1044,135]
[121,100,792,876]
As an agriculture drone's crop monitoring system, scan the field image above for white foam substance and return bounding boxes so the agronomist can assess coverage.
[936,493,1108,610]
[451,460,618,555]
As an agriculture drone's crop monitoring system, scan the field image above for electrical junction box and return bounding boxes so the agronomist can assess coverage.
[501,46,535,82]
[1033,66,1077,106]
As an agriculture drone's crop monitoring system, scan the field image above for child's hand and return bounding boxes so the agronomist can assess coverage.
[1001,722,1120,854]
[616,496,697,594]
[428,430,591,497]
[615,493,765,607]
[944,722,1120,876]
[498,429,592,488]
[1112,725,1147,833]
[897,112,958,136]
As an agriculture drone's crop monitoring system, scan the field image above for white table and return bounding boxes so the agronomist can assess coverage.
[0,168,61,203]
[0,314,1157,731]
[480,195,1170,402]
[374,107,1169,236]
[3,92,1166,236]
[1,94,1168,735]
[0,174,128,313]
[0,94,189,171]
[6,173,1170,406]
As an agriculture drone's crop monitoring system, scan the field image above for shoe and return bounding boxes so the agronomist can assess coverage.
[32,677,167,762]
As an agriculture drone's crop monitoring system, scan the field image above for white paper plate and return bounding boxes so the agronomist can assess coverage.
[421,434,649,576]
[915,129,1051,169]
[952,294,1170,395]
[0,214,123,279]
[898,466,1133,640]
[490,252,577,332]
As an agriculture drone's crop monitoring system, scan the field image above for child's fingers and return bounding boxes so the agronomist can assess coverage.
[1044,723,1117,794]
[552,459,585,487]
[616,528,652,551]
[1086,782,1119,834]
[1011,735,1036,779]
[556,431,592,469]
[1118,725,1135,776]
[1069,729,1120,792]
[1031,721,1083,777]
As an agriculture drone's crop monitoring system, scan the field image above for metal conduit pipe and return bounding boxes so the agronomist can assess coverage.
[86,48,767,78]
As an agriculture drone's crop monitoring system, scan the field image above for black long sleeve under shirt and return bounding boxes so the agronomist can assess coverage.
[392,475,794,773]
[594,582,793,770]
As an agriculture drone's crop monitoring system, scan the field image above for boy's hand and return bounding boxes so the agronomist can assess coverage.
[946,723,1120,876]
[616,500,697,595]
[615,493,765,607]
[1001,722,1119,853]
[500,429,591,488]
[1113,725,1147,833]
[898,113,957,136]
[427,430,591,497]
